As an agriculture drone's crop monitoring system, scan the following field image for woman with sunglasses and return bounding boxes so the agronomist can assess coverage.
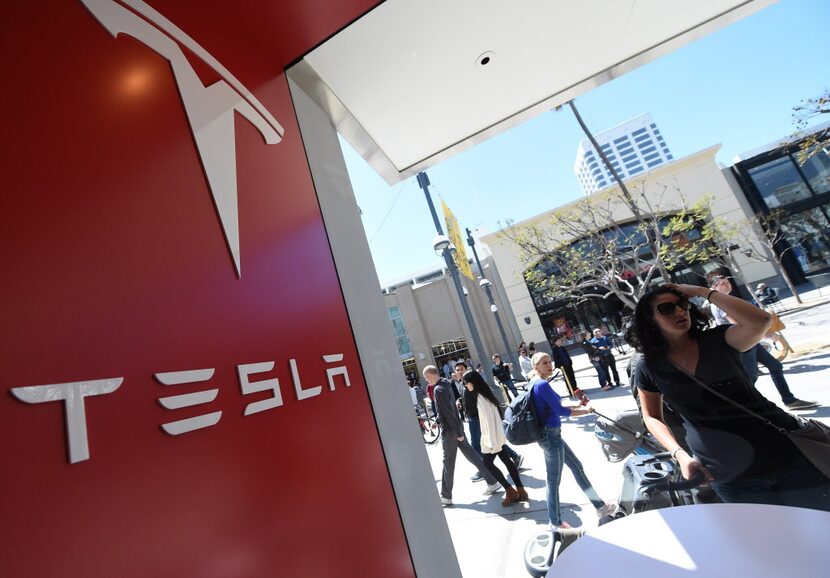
[625,284,829,510]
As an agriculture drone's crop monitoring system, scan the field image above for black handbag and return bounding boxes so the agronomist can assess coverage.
[669,361,830,480]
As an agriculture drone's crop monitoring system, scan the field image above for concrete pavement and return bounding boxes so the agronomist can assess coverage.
[427,294,830,578]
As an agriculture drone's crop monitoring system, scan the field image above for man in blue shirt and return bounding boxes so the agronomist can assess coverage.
[591,328,622,387]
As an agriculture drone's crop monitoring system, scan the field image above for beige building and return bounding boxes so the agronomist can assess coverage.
[482,144,780,348]
[382,256,524,379]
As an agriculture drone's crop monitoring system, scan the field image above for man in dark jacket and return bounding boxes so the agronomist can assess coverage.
[423,365,499,505]
[550,337,578,397]
[491,354,518,400]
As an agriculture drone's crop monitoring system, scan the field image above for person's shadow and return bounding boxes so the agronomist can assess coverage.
[780,363,830,374]
[796,406,830,419]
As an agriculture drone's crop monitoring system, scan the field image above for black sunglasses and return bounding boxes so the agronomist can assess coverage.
[655,299,691,315]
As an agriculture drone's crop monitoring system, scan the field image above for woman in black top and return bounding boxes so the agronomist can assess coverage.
[626,284,829,510]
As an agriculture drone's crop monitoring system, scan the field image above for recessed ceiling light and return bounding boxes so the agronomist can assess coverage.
[476,51,495,67]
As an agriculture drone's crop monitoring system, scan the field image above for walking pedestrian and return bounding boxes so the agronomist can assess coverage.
[457,362,524,482]
[580,332,611,390]
[491,354,519,399]
[708,272,817,409]
[422,365,500,506]
[462,370,527,506]
[550,337,578,398]
[529,353,614,528]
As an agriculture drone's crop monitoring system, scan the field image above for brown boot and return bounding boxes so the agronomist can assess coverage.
[516,486,529,502]
[502,486,520,507]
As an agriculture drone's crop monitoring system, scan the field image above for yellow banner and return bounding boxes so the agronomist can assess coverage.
[441,200,474,279]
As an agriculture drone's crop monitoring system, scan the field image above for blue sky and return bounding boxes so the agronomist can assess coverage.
[340,0,830,286]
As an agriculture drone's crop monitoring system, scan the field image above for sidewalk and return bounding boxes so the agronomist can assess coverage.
[426,379,649,578]
[430,297,830,577]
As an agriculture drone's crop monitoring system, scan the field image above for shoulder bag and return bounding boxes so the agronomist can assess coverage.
[669,361,830,480]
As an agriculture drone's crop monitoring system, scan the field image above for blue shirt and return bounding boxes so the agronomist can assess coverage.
[530,379,572,428]
[590,335,613,354]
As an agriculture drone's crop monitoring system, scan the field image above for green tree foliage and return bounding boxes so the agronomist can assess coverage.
[505,186,696,310]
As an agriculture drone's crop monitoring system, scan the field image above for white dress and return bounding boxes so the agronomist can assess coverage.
[477,396,507,454]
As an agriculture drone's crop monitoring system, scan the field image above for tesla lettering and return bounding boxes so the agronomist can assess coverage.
[10,355,350,464]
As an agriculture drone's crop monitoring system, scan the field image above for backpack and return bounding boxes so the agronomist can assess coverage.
[502,388,544,445]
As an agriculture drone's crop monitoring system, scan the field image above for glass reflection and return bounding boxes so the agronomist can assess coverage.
[748,157,812,208]
[801,149,830,195]
[781,206,830,274]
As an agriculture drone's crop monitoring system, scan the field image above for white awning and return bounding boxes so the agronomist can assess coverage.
[289,0,775,184]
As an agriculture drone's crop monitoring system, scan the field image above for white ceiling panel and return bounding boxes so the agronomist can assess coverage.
[289,0,775,184]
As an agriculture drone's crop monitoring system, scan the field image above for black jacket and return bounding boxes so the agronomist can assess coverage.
[581,339,602,361]
[491,361,512,383]
[551,345,572,367]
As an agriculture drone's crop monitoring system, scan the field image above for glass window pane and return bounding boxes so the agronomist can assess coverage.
[748,157,812,208]
[780,206,830,274]
[800,149,830,194]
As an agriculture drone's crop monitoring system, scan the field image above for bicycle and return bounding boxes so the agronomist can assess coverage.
[610,332,627,355]
[760,331,792,362]
[415,402,441,444]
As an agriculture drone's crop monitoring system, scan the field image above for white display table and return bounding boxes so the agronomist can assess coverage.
[547,503,830,577]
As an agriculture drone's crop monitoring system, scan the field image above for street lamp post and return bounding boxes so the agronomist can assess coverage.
[465,227,520,379]
[416,171,489,370]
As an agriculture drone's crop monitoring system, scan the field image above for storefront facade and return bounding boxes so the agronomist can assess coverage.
[732,129,830,284]
[484,146,778,349]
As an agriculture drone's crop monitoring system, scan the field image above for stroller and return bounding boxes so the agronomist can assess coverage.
[524,408,708,577]
[593,409,714,515]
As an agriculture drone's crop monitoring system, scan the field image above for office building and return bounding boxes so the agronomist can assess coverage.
[575,113,674,194]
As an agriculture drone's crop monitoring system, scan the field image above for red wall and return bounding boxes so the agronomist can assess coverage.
[0,2,414,577]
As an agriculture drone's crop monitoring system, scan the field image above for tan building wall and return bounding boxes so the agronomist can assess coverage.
[482,145,780,346]
[382,257,524,377]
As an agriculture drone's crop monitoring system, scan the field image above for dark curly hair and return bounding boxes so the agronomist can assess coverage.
[624,286,710,361]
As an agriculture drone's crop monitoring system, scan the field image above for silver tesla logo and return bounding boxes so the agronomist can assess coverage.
[80,0,284,277]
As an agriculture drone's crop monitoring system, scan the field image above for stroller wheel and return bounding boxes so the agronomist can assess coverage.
[523,528,587,576]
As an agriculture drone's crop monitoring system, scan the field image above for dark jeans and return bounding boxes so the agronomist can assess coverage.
[602,354,621,385]
[500,378,519,399]
[712,452,830,512]
[742,344,795,404]
[559,364,578,396]
[468,415,482,455]
[482,448,523,489]
[440,432,497,499]
[590,359,609,387]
